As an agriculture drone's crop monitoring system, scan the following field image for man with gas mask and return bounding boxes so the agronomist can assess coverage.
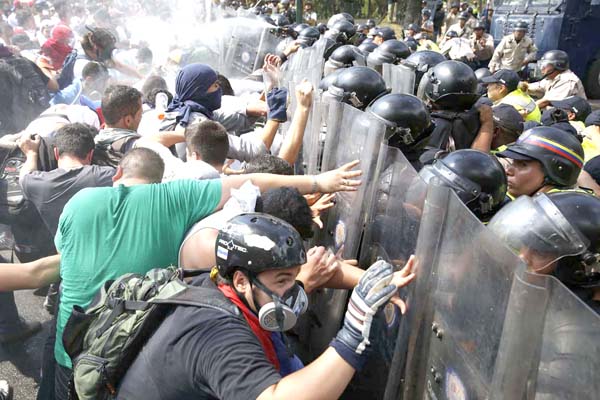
[116,213,415,399]
[522,50,587,109]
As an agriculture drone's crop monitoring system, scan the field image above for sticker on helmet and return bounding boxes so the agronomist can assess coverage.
[217,246,228,260]
[244,234,276,251]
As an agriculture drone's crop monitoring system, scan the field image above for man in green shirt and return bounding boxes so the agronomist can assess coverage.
[53,147,361,399]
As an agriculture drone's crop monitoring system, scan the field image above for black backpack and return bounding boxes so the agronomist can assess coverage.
[0,57,50,132]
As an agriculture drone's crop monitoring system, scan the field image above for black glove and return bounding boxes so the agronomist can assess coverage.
[331,260,396,371]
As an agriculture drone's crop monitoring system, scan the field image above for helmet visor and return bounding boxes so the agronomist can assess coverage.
[419,163,481,206]
[488,194,589,273]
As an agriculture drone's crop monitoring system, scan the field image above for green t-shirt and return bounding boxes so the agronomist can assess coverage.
[54,179,222,368]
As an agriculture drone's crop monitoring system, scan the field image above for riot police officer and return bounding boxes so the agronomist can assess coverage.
[496,126,585,199]
[366,39,411,73]
[489,21,537,73]
[419,149,508,221]
[524,50,587,109]
[367,93,433,169]
[403,50,446,94]
[322,66,388,110]
[421,60,481,151]
[323,45,366,76]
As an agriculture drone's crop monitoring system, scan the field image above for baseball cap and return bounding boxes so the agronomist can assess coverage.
[585,110,600,127]
[480,69,519,92]
[492,104,524,135]
[550,96,592,122]
[584,155,600,185]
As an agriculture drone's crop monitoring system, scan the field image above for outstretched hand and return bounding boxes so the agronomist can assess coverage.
[310,193,335,229]
[388,255,417,314]
[316,160,362,193]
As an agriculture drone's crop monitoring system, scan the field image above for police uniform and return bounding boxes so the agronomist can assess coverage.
[498,89,542,123]
[442,11,460,36]
[488,34,537,72]
[527,70,587,101]
[470,32,494,63]
[446,22,470,38]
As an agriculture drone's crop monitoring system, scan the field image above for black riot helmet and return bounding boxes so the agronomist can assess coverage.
[367,40,410,71]
[327,13,352,28]
[216,213,307,279]
[319,68,344,91]
[368,93,432,152]
[330,19,357,43]
[258,14,276,25]
[271,13,290,27]
[420,149,508,219]
[539,50,570,72]
[325,45,367,74]
[323,37,342,60]
[297,27,320,47]
[293,23,310,35]
[547,192,600,288]
[316,22,328,35]
[475,67,492,96]
[366,19,377,29]
[403,50,446,90]
[496,126,584,188]
[514,20,529,32]
[358,41,378,53]
[374,26,396,41]
[423,60,480,111]
[326,66,388,109]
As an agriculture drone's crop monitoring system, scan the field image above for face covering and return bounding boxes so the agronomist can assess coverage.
[203,87,223,112]
[251,276,308,332]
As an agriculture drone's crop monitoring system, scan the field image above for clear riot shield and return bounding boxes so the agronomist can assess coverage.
[222,19,280,78]
[382,63,416,95]
[301,99,329,175]
[343,145,428,399]
[401,184,524,400]
[490,265,600,400]
[281,38,326,89]
[298,102,386,361]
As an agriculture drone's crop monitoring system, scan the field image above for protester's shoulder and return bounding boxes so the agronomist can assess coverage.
[162,178,222,191]
[64,185,114,207]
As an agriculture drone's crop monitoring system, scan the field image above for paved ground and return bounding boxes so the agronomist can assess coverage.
[0,288,53,400]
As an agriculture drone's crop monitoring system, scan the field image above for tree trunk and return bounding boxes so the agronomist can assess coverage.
[402,0,423,26]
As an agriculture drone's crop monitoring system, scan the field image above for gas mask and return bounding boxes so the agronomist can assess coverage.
[251,276,308,332]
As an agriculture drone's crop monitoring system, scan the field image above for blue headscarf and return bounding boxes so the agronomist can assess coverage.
[166,63,222,126]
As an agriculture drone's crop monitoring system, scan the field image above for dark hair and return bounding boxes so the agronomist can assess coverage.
[54,123,97,159]
[101,85,142,125]
[185,121,229,166]
[81,27,116,54]
[217,74,234,96]
[82,61,108,80]
[259,187,313,239]
[137,47,153,64]
[244,154,294,175]
[141,75,168,97]
[119,147,164,183]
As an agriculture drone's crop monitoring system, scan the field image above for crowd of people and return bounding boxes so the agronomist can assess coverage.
[0,0,599,399]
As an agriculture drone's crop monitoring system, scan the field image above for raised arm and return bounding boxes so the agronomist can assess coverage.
[278,80,313,165]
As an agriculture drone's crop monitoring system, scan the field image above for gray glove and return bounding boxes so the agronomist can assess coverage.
[331,260,397,370]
